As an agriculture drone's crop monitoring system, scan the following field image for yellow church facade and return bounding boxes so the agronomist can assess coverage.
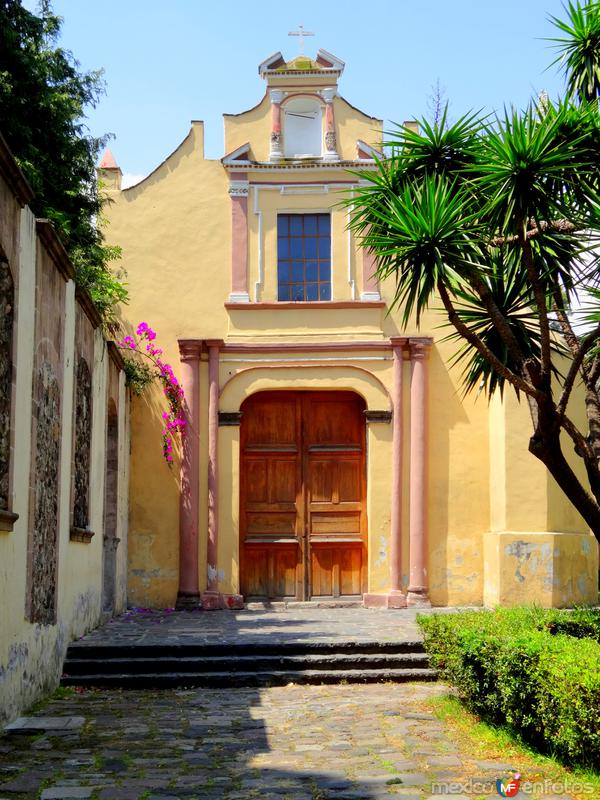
[100,50,598,610]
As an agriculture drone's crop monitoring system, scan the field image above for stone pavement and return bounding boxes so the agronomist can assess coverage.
[68,607,447,650]
[0,680,576,800]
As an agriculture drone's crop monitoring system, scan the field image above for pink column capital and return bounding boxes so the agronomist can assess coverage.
[176,339,203,608]
[407,336,433,607]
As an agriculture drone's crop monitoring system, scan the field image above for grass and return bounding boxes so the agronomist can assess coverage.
[28,685,76,713]
[420,693,600,800]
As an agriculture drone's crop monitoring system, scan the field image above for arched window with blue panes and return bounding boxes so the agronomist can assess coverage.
[277,214,331,301]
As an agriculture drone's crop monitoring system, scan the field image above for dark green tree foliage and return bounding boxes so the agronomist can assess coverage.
[549,0,600,103]
[347,1,600,542]
[0,0,126,317]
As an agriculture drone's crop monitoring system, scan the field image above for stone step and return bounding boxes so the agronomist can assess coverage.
[62,651,431,675]
[64,639,426,660]
[61,667,438,688]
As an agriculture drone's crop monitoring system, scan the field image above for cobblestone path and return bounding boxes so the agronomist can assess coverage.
[0,681,570,800]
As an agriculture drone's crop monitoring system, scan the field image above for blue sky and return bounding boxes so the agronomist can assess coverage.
[27,0,571,184]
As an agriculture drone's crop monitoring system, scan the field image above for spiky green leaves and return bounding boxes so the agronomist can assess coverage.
[548,0,600,104]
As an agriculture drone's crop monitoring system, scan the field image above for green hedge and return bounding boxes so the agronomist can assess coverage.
[418,608,600,769]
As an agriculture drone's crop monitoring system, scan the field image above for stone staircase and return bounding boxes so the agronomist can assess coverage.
[61,639,436,688]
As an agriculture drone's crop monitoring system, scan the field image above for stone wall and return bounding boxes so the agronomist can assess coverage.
[0,136,130,725]
[0,257,13,511]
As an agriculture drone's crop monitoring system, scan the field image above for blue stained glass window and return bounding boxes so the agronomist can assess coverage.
[318,215,330,234]
[305,261,318,281]
[290,238,303,258]
[304,238,317,258]
[277,213,331,302]
[304,215,318,235]
[291,261,304,282]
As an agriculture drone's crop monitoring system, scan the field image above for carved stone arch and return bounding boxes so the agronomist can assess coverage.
[219,364,392,413]
[0,255,15,513]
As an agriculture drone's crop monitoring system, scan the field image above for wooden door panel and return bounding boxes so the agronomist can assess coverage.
[242,549,268,597]
[310,512,361,537]
[340,547,363,595]
[305,396,363,447]
[273,548,298,597]
[245,398,297,447]
[246,512,297,539]
[338,460,361,502]
[241,391,367,600]
[245,459,268,503]
[311,548,334,596]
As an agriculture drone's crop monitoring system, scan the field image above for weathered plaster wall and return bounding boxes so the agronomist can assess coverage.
[0,153,129,724]
[103,64,595,610]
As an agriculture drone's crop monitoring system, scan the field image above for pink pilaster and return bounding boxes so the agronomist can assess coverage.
[361,245,381,301]
[322,88,339,161]
[389,338,406,598]
[205,341,221,597]
[407,338,432,607]
[363,338,407,610]
[270,90,284,161]
[176,341,202,608]
[228,175,249,303]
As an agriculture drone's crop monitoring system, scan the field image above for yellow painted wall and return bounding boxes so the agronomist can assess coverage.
[0,204,129,725]
[102,65,596,611]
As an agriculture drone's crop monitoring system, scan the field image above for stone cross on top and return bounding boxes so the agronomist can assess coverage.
[288,24,314,55]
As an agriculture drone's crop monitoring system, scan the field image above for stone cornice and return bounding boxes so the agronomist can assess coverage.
[35,219,75,281]
[223,160,376,171]
[0,133,35,207]
[178,339,204,361]
[76,288,102,330]
[107,340,126,371]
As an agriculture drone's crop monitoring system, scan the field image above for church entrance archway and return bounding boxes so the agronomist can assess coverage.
[240,390,367,600]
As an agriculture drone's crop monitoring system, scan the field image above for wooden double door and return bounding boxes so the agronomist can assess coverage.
[240,391,367,600]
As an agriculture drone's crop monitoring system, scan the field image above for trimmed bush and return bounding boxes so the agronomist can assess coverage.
[418,608,600,769]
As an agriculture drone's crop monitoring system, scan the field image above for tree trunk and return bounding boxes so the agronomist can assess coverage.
[528,427,600,545]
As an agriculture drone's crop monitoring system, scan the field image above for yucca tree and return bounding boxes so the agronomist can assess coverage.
[548,0,600,103]
[347,96,600,541]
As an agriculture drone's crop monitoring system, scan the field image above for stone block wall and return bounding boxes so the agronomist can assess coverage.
[0,136,130,724]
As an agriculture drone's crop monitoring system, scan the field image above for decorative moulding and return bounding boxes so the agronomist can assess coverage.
[70,526,95,544]
[0,509,19,532]
[227,291,250,304]
[224,301,385,311]
[360,291,382,302]
[228,180,249,197]
[218,412,243,427]
[364,410,392,424]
